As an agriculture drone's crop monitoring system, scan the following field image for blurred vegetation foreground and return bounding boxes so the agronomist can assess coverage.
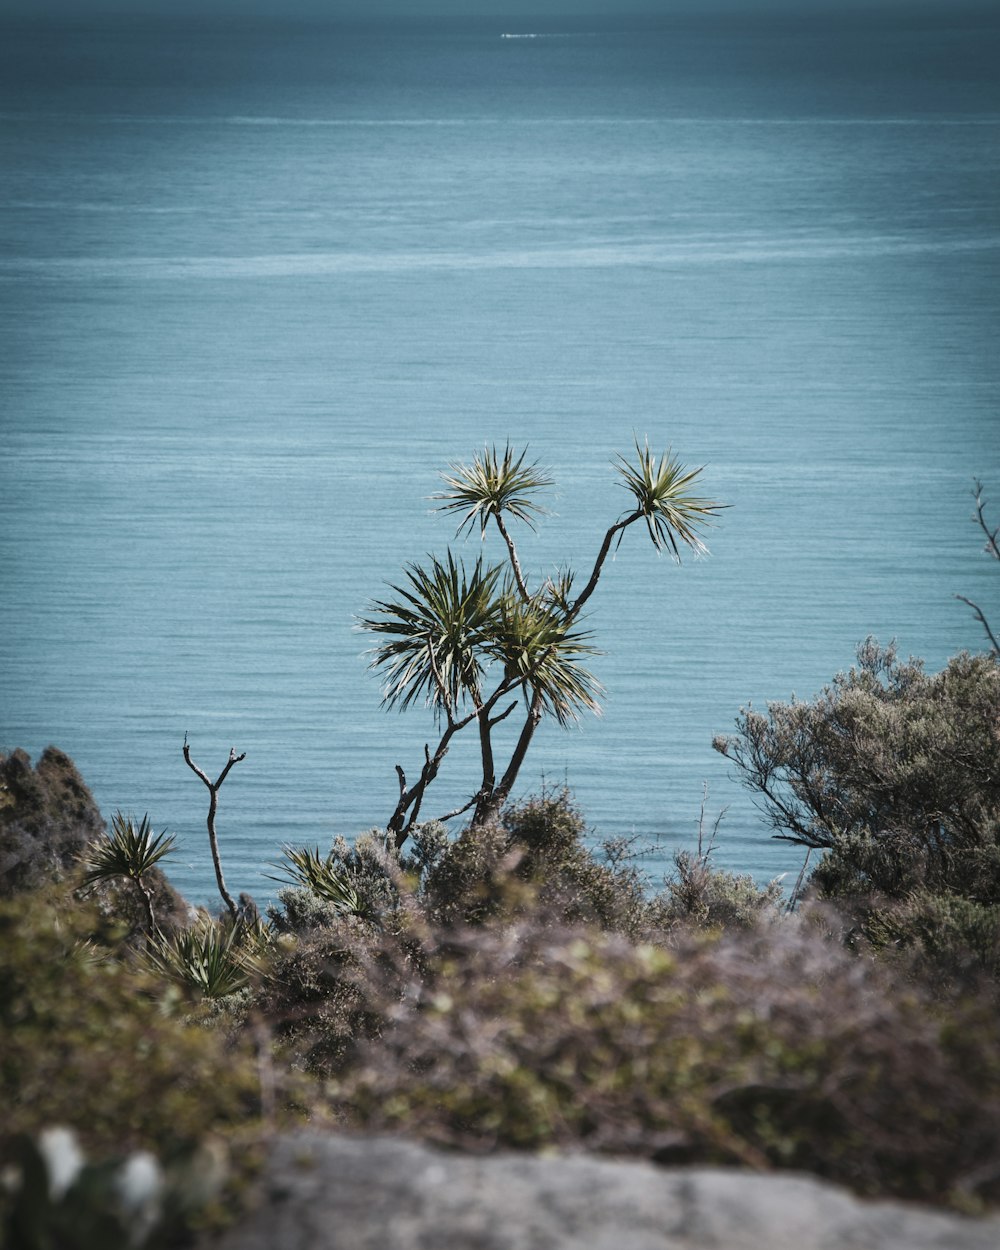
[2,642,1000,1246]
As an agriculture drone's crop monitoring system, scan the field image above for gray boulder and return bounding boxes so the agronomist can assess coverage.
[209,1132,1000,1250]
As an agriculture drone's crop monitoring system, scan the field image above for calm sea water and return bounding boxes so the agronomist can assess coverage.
[1,14,998,906]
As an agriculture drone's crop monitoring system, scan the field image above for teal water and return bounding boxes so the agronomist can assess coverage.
[1,14,998,905]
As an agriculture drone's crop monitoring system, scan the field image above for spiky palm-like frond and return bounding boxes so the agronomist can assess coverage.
[541,568,576,615]
[614,439,723,558]
[80,811,176,889]
[360,551,504,714]
[145,921,261,999]
[434,443,553,537]
[268,845,374,919]
[488,585,604,726]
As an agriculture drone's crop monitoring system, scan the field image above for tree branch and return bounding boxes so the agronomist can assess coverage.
[488,700,518,729]
[972,479,1000,560]
[183,736,244,920]
[956,595,1000,656]
[495,512,530,602]
[435,793,481,823]
[568,511,642,622]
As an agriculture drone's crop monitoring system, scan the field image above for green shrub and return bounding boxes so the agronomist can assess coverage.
[421,789,652,935]
[661,849,784,930]
[862,890,1000,981]
[0,888,262,1164]
[715,642,1000,896]
[249,916,397,1076]
[715,642,1000,969]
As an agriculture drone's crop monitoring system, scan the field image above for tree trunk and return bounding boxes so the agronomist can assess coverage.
[472,689,543,826]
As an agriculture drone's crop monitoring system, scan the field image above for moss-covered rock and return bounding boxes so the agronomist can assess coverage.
[0,747,105,895]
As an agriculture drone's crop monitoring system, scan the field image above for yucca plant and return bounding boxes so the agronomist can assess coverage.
[362,441,724,845]
[434,444,553,598]
[613,438,719,558]
[488,585,604,727]
[361,552,504,716]
[268,845,375,922]
[80,811,176,937]
[145,919,267,999]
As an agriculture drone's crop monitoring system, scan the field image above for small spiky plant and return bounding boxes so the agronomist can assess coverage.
[144,919,268,1000]
[80,811,176,937]
[269,845,374,921]
[613,437,721,558]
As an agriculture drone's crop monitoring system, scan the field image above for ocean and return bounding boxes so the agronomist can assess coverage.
[1,11,998,907]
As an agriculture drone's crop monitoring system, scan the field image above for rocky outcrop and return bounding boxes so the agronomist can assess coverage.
[0,747,104,895]
[210,1132,1000,1250]
[0,747,190,933]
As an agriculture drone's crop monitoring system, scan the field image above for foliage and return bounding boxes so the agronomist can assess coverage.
[270,846,367,918]
[143,915,271,1001]
[434,443,553,538]
[267,885,344,935]
[714,641,1000,889]
[360,441,723,845]
[859,890,1000,982]
[80,812,176,890]
[0,888,262,1201]
[326,915,1000,1210]
[613,438,718,557]
[662,849,784,930]
[714,640,1000,971]
[249,916,392,1076]
[0,747,105,897]
[80,811,177,937]
[421,789,652,936]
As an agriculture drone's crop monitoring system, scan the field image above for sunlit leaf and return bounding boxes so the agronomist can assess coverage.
[80,811,176,888]
[614,438,723,558]
[433,443,553,537]
[359,551,504,713]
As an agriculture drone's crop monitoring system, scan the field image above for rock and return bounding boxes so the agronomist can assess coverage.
[0,747,105,895]
[208,1132,1000,1250]
[0,747,191,934]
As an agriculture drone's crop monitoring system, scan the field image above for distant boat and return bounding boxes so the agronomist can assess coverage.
[501,33,538,40]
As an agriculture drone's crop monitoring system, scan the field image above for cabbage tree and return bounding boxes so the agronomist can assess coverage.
[361,441,723,847]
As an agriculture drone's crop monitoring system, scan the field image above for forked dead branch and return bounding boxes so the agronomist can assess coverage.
[183,735,245,920]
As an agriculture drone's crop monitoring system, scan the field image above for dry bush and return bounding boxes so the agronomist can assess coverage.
[321,910,1000,1210]
[421,789,653,936]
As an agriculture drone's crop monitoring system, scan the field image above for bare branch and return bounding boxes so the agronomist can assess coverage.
[435,793,481,823]
[568,512,642,622]
[183,735,243,920]
[956,594,1000,656]
[488,700,519,729]
[972,479,1000,560]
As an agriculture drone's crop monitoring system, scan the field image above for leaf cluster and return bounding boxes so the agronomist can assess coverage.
[715,640,1000,974]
